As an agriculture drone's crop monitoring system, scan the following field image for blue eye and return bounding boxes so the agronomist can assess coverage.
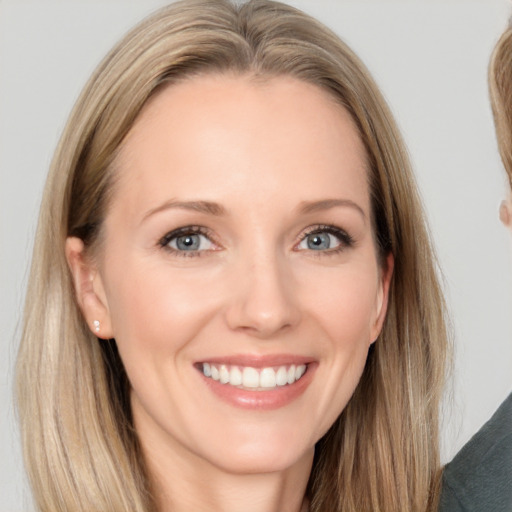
[297,227,353,253]
[174,234,201,251]
[305,232,335,250]
[160,228,214,254]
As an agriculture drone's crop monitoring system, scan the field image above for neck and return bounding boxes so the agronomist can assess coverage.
[143,435,313,512]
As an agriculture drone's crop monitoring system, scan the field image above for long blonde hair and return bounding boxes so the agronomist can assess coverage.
[490,21,512,186]
[16,1,449,511]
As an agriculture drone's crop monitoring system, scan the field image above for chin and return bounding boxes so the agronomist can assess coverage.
[196,425,317,475]
[211,444,314,476]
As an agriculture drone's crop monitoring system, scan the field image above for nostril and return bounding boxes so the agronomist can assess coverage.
[226,305,298,338]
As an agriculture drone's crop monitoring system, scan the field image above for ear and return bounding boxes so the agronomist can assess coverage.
[370,252,394,343]
[65,237,114,339]
[499,198,512,227]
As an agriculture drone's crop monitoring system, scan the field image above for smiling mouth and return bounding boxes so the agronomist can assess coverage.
[198,363,308,390]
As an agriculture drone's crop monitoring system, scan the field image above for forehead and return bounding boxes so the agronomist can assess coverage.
[112,73,369,213]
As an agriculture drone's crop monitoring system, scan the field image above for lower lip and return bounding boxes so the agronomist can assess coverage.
[199,364,316,410]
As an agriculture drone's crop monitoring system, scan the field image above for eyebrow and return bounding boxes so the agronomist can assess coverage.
[142,197,366,223]
[142,199,226,223]
[298,198,367,220]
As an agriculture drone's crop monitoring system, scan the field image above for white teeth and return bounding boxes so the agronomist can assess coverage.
[276,366,288,386]
[242,367,260,388]
[201,362,308,389]
[260,368,276,388]
[287,365,296,384]
[295,364,306,380]
[230,366,243,386]
[219,365,229,384]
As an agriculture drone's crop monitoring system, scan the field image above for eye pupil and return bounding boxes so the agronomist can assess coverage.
[176,234,200,250]
[307,233,330,250]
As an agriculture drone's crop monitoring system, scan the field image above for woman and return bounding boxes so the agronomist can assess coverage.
[15,1,449,511]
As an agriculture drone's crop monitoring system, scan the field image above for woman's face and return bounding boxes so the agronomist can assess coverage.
[71,74,392,476]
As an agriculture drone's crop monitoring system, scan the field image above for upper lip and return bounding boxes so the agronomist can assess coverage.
[196,354,314,368]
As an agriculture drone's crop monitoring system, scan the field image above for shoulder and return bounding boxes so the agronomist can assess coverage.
[439,393,512,511]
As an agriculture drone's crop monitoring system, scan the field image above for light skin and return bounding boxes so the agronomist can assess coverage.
[66,74,393,512]
[499,193,512,227]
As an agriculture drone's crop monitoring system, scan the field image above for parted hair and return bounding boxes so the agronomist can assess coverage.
[16,1,449,511]
[490,21,512,185]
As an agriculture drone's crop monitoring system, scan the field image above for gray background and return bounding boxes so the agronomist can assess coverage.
[1,1,512,510]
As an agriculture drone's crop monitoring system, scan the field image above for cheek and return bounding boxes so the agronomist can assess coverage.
[301,264,380,421]
[304,265,380,346]
[103,260,222,368]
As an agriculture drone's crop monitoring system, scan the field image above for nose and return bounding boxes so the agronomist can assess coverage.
[224,253,301,338]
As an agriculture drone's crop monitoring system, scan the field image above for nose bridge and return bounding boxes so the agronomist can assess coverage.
[225,245,300,337]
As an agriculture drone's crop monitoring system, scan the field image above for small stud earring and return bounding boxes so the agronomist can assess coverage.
[93,320,100,333]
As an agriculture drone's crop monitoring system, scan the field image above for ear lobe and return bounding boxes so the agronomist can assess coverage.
[499,199,512,227]
[370,252,394,343]
[65,237,114,339]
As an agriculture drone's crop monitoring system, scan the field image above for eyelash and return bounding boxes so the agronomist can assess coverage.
[297,224,355,255]
[158,226,217,258]
[158,224,354,257]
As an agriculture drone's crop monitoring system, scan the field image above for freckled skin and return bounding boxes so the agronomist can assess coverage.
[73,75,392,511]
